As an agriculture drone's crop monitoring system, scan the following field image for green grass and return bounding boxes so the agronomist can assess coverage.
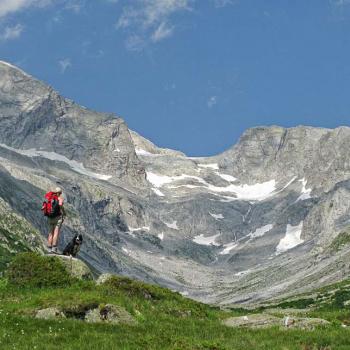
[0,206,43,273]
[329,230,350,252]
[0,253,350,349]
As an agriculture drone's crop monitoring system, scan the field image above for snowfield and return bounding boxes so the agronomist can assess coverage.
[276,222,304,253]
[296,178,312,202]
[219,242,238,255]
[164,221,179,230]
[146,171,278,201]
[249,224,273,239]
[193,233,221,246]
[0,144,112,181]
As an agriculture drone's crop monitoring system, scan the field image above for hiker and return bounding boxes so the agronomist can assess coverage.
[43,187,66,253]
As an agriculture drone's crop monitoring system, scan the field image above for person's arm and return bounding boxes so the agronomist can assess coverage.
[61,204,66,218]
[59,196,66,218]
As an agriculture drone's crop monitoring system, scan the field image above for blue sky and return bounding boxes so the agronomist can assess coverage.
[0,0,350,156]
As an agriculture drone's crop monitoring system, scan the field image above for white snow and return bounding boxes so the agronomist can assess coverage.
[248,224,273,239]
[234,269,252,277]
[205,180,277,200]
[296,178,312,202]
[216,173,237,182]
[164,221,179,230]
[135,148,156,156]
[146,171,277,201]
[151,188,165,197]
[146,172,207,188]
[193,233,221,246]
[0,60,31,77]
[276,222,304,253]
[122,247,130,254]
[128,226,150,232]
[0,144,112,181]
[180,291,189,296]
[158,232,164,240]
[219,242,238,255]
[209,212,224,220]
[198,163,219,170]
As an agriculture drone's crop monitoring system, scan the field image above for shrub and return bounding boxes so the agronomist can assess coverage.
[102,275,174,300]
[329,231,350,252]
[6,252,72,288]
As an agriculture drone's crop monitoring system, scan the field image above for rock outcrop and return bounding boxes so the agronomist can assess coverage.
[53,255,93,280]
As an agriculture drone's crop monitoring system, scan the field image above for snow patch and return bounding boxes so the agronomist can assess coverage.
[219,242,238,255]
[146,172,207,188]
[216,173,237,182]
[276,222,304,253]
[0,144,112,181]
[164,221,178,230]
[209,212,224,220]
[146,172,300,202]
[296,178,312,202]
[234,269,252,277]
[198,163,219,170]
[151,188,165,197]
[193,233,220,246]
[158,232,164,240]
[128,226,150,232]
[248,224,273,239]
[136,148,156,156]
[122,247,130,255]
[0,61,31,77]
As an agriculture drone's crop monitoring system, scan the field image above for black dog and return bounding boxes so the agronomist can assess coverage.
[63,234,83,257]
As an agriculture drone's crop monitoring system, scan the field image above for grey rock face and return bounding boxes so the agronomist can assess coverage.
[85,304,135,325]
[1,60,350,307]
[53,255,93,280]
[35,307,66,320]
[0,61,146,187]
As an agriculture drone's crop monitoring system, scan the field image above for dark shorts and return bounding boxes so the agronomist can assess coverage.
[48,216,63,232]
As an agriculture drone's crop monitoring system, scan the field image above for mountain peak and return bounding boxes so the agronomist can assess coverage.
[0,60,32,78]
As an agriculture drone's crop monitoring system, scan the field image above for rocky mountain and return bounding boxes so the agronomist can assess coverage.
[1,60,350,306]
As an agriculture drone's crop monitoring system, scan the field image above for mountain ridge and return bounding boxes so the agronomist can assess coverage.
[1,60,350,307]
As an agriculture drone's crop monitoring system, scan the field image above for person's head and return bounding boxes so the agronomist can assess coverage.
[54,187,62,195]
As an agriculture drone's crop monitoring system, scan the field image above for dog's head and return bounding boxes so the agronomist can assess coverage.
[74,234,83,245]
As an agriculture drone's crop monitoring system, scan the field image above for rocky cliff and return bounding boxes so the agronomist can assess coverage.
[1,60,350,306]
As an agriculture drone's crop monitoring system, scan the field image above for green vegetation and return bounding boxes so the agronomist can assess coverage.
[0,202,43,273]
[329,230,350,252]
[0,253,350,349]
[6,253,73,288]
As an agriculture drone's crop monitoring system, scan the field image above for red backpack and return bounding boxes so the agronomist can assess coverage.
[41,192,61,218]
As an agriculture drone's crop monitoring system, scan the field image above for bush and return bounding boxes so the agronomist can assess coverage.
[102,275,174,300]
[6,252,72,288]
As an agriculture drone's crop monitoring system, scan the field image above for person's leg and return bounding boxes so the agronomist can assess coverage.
[47,219,55,250]
[52,218,63,252]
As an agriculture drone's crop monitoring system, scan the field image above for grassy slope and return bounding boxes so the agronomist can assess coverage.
[0,199,43,272]
[0,272,350,350]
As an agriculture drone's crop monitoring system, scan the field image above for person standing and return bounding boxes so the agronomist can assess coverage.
[46,187,66,253]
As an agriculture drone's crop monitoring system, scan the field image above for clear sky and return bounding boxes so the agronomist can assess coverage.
[0,1,350,156]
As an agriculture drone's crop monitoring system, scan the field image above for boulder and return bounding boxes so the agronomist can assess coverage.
[282,316,330,330]
[85,304,135,325]
[35,307,65,320]
[223,314,281,329]
[223,314,330,330]
[53,255,93,280]
[96,273,114,285]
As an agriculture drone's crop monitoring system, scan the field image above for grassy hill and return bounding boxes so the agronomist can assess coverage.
[0,253,349,349]
[0,199,43,273]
